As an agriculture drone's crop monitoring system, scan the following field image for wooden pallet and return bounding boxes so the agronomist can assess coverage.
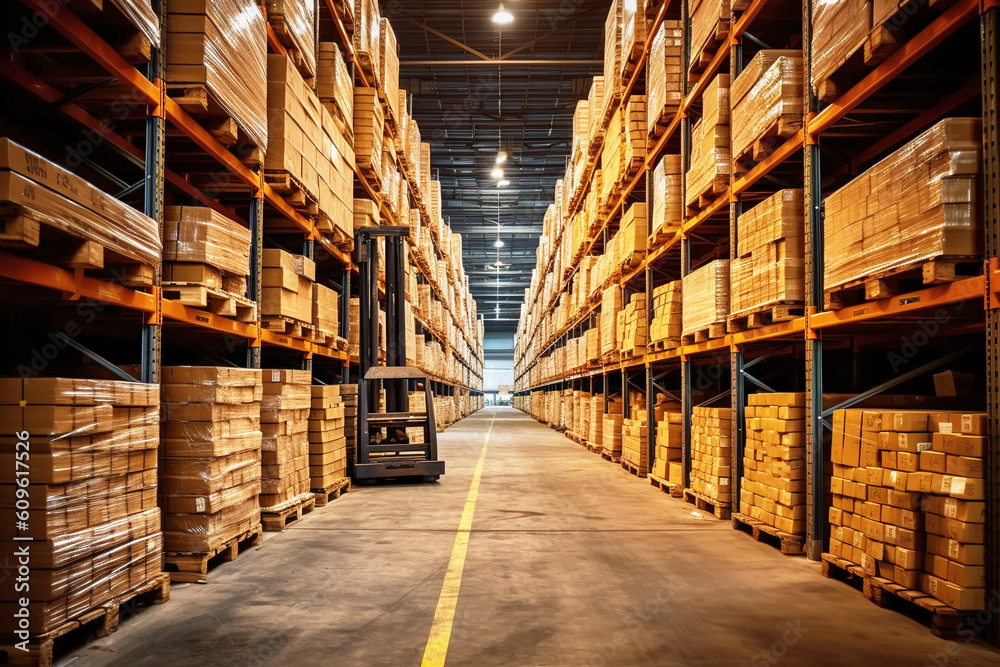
[0,573,169,667]
[647,224,678,253]
[649,473,684,498]
[727,302,805,333]
[681,322,727,345]
[733,117,803,177]
[685,174,730,215]
[263,171,319,216]
[261,494,316,531]
[261,315,314,340]
[166,84,264,167]
[621,458,649,478]
[823,256,980,310]
[650,338,681,353]
[586,441,602,454]
[647,101,682,140]
[163,525,263,584]
[601,448,622,464]
[313,477,351,507]
[162,283,257,322]
[0,205,156,287]
[820,553,977,638]
[688,19,731,83]
[683,488,731,520]
[732,513,804,555]
[265,14,316,84]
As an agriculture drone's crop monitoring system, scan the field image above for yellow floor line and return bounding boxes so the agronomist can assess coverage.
[420,412,495,667]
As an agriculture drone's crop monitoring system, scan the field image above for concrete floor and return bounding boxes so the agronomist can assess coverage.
[63,406,1000,666]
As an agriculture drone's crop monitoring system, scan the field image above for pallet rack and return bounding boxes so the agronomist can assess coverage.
[513,0,998,641]
[0,0,484,399]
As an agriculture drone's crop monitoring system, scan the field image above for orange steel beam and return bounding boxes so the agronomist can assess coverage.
[730,317,806,346]
[623,0,670,101]
[809,0,978,136]
[685,38,732,114]
[160,300,258,338]
[0,252,157,312]
[810,276,985,329]
[732,0,770,38]
[732,130,805,195]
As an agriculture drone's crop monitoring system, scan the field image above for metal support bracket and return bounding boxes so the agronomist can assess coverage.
[53,332,139,382]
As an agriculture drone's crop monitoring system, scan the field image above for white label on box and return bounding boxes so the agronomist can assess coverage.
[928,576,939,595]
[939,423,953,434]
[720,478,729,485]
[949,541,960,560]
[917,442,932,452]
[196,497,206,512]
[944,501,957,519]
[950,477,966,494]
[272,370,281,382]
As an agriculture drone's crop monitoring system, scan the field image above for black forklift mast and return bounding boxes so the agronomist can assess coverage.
[354,226,444,481]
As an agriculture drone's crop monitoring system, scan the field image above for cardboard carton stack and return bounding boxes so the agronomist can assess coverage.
[341,384,358,473]
[730,50,804,169]
[828,408,988,610]
[741,393,807,534]
[165,0,268,150]
[317,42,354,140]
[159,368,262,555]
[823,118,982,297]
[731,190,804,317]
[163,205,251,296]
[618,292,648,358]
[686,75,730,210]
[649,281,682,349]
[588,77,606,143]
[352,0,380,84]
[264,0,316,79]
[604,0,626,115]
[588,395,605,449]
[379,18,399,123]
[622,0,648,68]
[650,155,684,244]
[688,0,730,79]
[602,106,625,203]
[623,97,648,176]
[312,283,340,344]
[354,87,385,184]
[689,406,733,508]
[602,398,625,457]
[0,378,162,634]
[574,390,591,442]
[646,20,684,134]
[262,248,315,327]
[600,286,623,358]
[811,0,870,96]
[617,203,648,272]
[621,407,649,473]
[260,370,312,511]
[682,259,730,338]
[309,386,348,491]
[652,411,684,485]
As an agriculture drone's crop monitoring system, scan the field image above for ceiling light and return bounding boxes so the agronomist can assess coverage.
[497,179,510,187]
[491,167,504,180]
[494,239,505,248]
[492,4,513,24]
[496,151,508,164]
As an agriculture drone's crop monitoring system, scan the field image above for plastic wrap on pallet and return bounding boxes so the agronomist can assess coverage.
[111,0,161,48]
[811,0,871,89]
[646,20,684,133]
[681,259,730,336]
[267,53,326,198]
[265,0,316,78]
[649,280,682,344]
[651,155,683,240]
[731,51,804,164]
[354,87,384,180]
[318,42,355,134]
[165,0,268,149]
[353,0,381,82]
[164,206,251,279]
[0,138,161,267]
[685,75,730,208]
[823,118,983,293]
[588,77,605,141]
[604,0,625,112]
[623,96,647,174]
[689,0,731,66]
[731,190,804,315]
[622,0,648,75]
[380,17,400,123]
[313,283,340,335]
[259,371,311,505]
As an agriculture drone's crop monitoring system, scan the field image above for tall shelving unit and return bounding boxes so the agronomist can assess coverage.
[513,0,998,641]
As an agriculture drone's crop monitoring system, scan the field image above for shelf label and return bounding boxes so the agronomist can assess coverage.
[899,297,921,306]
[195,315,209,323]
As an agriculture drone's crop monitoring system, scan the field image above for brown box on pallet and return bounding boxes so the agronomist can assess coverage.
[682,259,730,336]
[730,51,803,165]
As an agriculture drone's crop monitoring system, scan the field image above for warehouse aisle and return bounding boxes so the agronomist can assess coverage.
[65,407,1000,666]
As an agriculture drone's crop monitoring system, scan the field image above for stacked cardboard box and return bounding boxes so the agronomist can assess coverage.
[646,20,684,133]
[312,283,340,342]
[604,0,626,114]
[165,0,268,149]
[112,0,162,48]
[600,286,623,357]
[260,370,311,510]
[588,395,605,449]
[682,259,730,337]
[352,0,381,84]
[265,54,320,200]
[741,393,807,534]
[623,97,647,176]
[622,0,647,68]
[686,75,730,209]
[602,398,625,456]
[379,17,399,123]
[689,406,732,507]
[602,106,624,202]
[823,118,982,294]
[649,281,682,348]
[588,77,606,142]
[341,384,358,473]
[317,42,354,139]
[262,249,315,325]
[811,0,870,94]
[163,205,251,295]
[731,190,804,316]
[159,367,262,554]
[617,203,648,271]
[0,378,161,634]
[618,293,648,357]
[621,407,649,472]
[829,408,988,610]
[354,87,385,184]
[309,386,347,490]
[688,0,730,75]
[264,0,316,79]
[730,50,803,166]
[651,411,684,484]
[650,155,683,243]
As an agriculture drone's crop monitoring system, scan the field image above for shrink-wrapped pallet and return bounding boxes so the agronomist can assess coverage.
[262,248,315,324]
[731,190,804,315]
[573,100,591,160]
[317,42,355,138]
[260,370,312,508]
[353,0,381,83]
[731,51,804,167]
[0,377,162,633]
[604,0,626,114]
[649,280,682,346]
[622,0,648,74]
[0,138,161,267]
[164,206,251,281]
[619,292,648,357]
[266,54,322,197]
[112,0,161,47]
[685,75,730,209]
[317,103,356,238]
[689,0,731,73]
[646,20,684,134]
[651,411,684,481]
[623,96,647,175]
[165,0,267,149]
[600,286,623,356]
[811,0,870,91]
[682,259,730,336]
[264,0,316,78]
[354,87,384,182]
[823,118,982,294]
[309,386,347,490]
[588,77,606,141]
[617,203,648,271]
[313,283,340,339]
[380,17,400,123]
[650,155,684,243]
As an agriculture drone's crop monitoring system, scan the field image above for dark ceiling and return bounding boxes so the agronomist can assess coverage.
[386,1,607,331]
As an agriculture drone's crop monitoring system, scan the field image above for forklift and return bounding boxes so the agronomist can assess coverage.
[353,226,444,482]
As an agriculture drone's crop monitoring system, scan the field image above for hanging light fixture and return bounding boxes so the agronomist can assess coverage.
[497,179,510,187]
[495,150,508,164]
[491,167,504,180]
[492,3,513,24]
[494,238,505,248]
